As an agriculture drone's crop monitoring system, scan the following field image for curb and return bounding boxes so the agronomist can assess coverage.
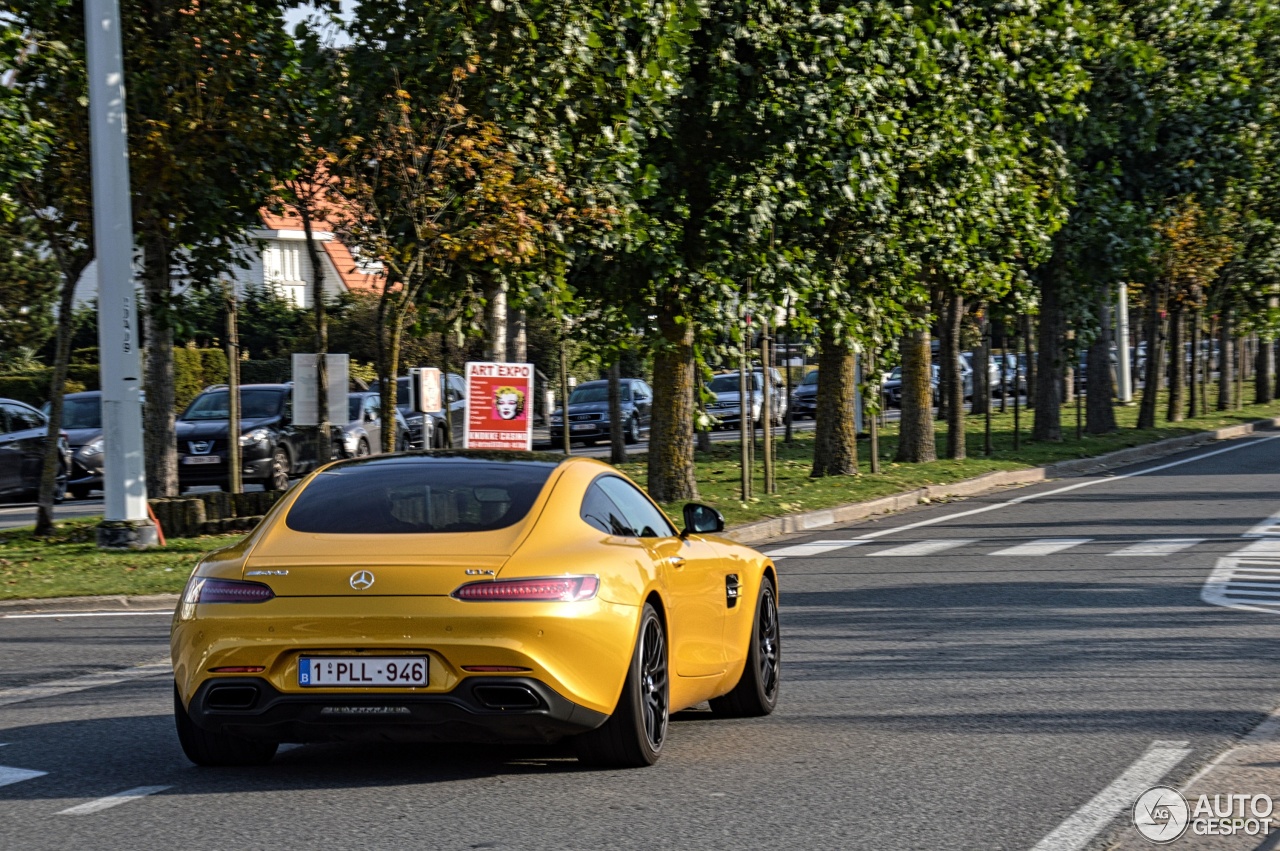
[721,416,1280,546]
[5,416,1279,609]
[0,593,179,615]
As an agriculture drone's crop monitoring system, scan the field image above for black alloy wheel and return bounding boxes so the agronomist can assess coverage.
[624,415,641,445]
[575,603,668,767]
[265,445,291,491]
[355,438,371,457]
[173,684,277,767]
[710,579,780,717]
[69,484,92,501]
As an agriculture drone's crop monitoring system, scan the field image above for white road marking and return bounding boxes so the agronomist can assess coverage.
[2,611,172,620]
[0,659,171,708]
[1109,538,1205,557]
[57,785,171,815]
[991,539,1092,557]
[1240,539,1280,557]
[0,765,47,788]
[1244,508,1280,538]
[854,434,1280,542]
[763,540,865,558]
[868,539,971,557]
[1029,740,1192,851]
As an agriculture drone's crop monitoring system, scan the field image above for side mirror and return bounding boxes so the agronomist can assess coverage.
[681,503,725,537]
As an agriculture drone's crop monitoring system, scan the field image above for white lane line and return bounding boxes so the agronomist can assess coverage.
[2,611,172,620]
[57,785,171,815]
[0,659,171,708]
[0,765,47,788]
[991,539,1091,557]
[854,434,1280,542]
[1029,740,1191,851]
[1109,538,1205,557]
[763,540,866,558]
[868,539,971,557]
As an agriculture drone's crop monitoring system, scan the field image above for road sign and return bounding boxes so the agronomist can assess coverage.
[291,354,349,425]
[464,362,534,451]
[409,367,442,413]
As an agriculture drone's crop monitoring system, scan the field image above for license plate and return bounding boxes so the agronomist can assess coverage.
[571,423,593,432]
[299,657,428,687]
[183,455,221,465]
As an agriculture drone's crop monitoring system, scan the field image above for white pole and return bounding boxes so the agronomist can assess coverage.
[86,0,156,547]
[1116,282,1133,404]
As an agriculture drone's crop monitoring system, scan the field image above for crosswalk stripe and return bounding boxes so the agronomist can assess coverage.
[990,538,1092,557]
[1240,539,1280,557]
[0,765,47,788]
[868,539,971,557]
[57,785,171,815]
[1109,538,1205,556]
[763,540,865,558]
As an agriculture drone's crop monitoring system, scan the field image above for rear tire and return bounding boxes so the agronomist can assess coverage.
[173,684,277,767]
[710,579,780,718]
[265,445,291,491]
[69,484,91,501]
[575,603,667,768]
[623,415,640,445]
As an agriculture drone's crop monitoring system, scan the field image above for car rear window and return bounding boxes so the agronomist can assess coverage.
[285,458,556,534]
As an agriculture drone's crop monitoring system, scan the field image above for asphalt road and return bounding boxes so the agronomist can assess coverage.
[3,433,1278,850]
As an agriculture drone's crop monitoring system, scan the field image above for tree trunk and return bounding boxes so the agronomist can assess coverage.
[143,236,178,497]
[894,315,936,463]
[509,308,527,364]
[1137,284,1167,428]
[298,200,330,464]
[647,302,698,502]
[375,288,407,453]
[608,361,626,464]
[1166,306,1185,422]
[1188,310,1201,419]
[1032,273,1063,441]
[34,257,88,535]
[1217,311,1233,411]
[1257,336,1274,404]
[1023,313,1037,409]
[810,324,857,477]
[485,276,508,362]
[944,293,965,459]
[1085,292,1116,435]
[971,306,990,416]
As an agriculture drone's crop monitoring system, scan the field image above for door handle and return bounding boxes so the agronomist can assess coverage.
[668,555,686,568]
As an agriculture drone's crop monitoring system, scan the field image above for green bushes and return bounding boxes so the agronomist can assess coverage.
[0,366,100,407]
[172,347,230,410]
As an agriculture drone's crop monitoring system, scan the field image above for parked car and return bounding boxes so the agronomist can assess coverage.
[334,392,409,458]
[789,369,819,419]
[881,364,940,408]
[175,384,318,492]
[0,398,69,503]
[372,373,466,449]
[706,370,786,428]
[44,390,107,500]
[550,378,653,445]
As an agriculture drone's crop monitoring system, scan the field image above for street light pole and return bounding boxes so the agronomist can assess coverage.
[85,0,157,548]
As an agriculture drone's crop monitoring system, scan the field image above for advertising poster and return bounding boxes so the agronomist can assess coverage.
[464,362,534,451]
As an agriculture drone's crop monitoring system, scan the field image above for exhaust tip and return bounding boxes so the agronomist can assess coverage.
[473,685,541,711]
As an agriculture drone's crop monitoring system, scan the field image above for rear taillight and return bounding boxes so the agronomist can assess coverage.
[452,576,599,602]
[185,577,275,604]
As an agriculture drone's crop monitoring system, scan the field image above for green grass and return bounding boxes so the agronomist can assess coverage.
[0,521,242,601]
[3,384,1278,601]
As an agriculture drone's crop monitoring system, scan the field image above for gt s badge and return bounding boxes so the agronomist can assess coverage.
[465,569,496,576]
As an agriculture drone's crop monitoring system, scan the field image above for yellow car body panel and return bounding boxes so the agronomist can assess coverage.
[171,452,776,749]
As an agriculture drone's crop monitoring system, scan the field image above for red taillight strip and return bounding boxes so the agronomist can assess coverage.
[209,666,266,673]
[452,575,599,602]
[188,578,276,604]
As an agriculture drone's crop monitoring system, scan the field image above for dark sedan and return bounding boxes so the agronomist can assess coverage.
[549,378,653,445]
[0,398,69,502]
[44,390,105,500]
[789,370,818,419]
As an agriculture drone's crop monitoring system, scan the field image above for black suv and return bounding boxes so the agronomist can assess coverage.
[0,398,70,502]
[175,384,317,491]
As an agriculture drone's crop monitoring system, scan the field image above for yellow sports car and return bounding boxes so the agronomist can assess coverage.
[172,451,779,768]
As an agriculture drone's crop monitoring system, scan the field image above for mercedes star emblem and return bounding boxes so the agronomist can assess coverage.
[349,570,375,591]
